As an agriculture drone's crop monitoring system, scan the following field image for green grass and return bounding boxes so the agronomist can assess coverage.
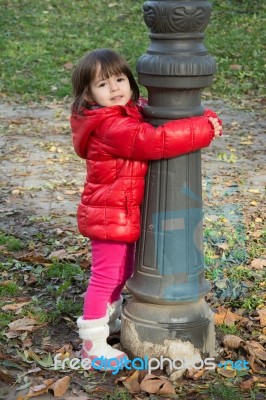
[207,1,266,101]
[103,390,133,400]
[0,0,265,103]
[208,381,244,400]
[56,298,83,316]
[0,311,13,330]
[0,311,14,340]
[218,324,239,335]
[46,261,84,280]
[0,233,24,251]
[0,282,20,298]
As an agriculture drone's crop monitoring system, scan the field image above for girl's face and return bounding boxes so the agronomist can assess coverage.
[88,66,132,107]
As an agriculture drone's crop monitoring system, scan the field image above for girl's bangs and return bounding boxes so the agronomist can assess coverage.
[97,58,127,80]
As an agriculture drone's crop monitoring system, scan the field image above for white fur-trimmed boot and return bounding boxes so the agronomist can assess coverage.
[108,297,123,334]
[77,313,127,370]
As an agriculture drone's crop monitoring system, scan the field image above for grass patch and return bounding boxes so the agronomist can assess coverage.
[0,311,14,340]
[46,261,84,280]
[218,324,239,335]
[0,282,20,298]
[207,1,266,102]
[203,207,265,309]
[204,208,248,270]
[56,298,82,317]
[103,390,133,400]
[0,233,24,251]
[0,311,13,330]
[208,380,244,400]
[0,0,265,103]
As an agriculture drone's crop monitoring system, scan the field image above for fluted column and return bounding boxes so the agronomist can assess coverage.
[121,0,216,361]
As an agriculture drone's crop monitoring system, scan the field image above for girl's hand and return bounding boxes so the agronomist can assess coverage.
[203,109,222,138]
[208,116,222,138]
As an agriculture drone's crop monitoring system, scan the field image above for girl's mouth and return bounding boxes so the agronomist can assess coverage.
[112,96,123,101]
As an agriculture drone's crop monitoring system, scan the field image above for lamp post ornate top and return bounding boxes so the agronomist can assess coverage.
[143,1,212,34]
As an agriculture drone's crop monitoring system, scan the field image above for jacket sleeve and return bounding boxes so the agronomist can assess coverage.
[101,115,215,161]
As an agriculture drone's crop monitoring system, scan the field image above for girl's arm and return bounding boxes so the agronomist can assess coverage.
[101,113,221,161]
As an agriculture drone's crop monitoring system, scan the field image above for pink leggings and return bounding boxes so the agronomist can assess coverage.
[83,239,135,319]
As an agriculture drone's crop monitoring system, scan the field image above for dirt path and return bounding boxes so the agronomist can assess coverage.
[0,100,264,233]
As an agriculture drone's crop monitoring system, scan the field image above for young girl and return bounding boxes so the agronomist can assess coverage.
[70,48,222,367]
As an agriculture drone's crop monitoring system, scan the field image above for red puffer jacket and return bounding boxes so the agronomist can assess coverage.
[71,101,215,243]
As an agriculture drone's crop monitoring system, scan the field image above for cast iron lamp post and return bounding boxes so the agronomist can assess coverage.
[121,0,216,363]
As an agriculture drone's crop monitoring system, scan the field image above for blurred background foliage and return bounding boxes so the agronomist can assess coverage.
[0,0,265,103]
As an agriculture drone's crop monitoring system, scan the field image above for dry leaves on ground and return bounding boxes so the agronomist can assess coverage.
[214,306,240,326]
[139,374,175,395]
[16,376,70,399]
[250,258,266,270]
[222,334,245,349]
[116,372,175,396]
[222,334,266,373]
[257,308,266,327]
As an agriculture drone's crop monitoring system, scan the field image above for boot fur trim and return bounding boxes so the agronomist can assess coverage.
[77,314,109,329]
[79,324,109,341]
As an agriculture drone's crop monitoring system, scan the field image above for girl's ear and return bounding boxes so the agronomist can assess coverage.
[83,87,93,102]
[84,94,93,102]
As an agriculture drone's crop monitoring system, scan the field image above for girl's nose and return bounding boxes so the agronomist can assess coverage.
[110,80,119,92]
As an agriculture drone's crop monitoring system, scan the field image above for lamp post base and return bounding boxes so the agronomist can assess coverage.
[121,297,215,361]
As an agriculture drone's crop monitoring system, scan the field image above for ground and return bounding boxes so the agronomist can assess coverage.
[0,99,265,399]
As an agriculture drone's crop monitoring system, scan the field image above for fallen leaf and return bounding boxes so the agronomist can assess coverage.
[2,302,30,312]
[240,140,253,145]
[4,330,21,339]
[186,367,205,380]
[122,370,140,394]
[139,374,175,395]
[217,367,236,378]
[63,62,74,70]
[224,309,238,326]
[8,317,37,331]
[27,349,54,368]
[244,341,266,361]
[258,309,266,327]
[64,190,77,195]
[223,334,245,349]
[247,189,260,194]
[214,306,238,326]
[240,376,258,390]
[230,64,242,70]
[64,397,88,400]
[250,258,266,270]
[9,119,24,125]
[0,366,15,384]
[50,376,70,397]
[247,355,262,373]
[11,188,24,195]
[214,306,227,325]
[17,252,49,264]
[18,378,55,399]
[48,249,68,259]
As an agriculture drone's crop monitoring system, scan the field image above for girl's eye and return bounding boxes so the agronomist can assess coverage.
[99,82,106,87]
[117,77,124,82]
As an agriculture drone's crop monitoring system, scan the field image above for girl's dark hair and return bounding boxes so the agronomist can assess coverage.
[71,48,139,114]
